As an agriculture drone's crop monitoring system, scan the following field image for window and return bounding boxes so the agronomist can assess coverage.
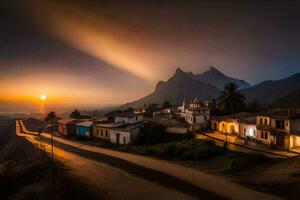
[260,118,263,125]
[193,117,196,123]
[265,132,268,140]
[136,116,138,121]
[97,129,99,135]
[244,128,246,134]
[264,119,268,125]
[204,116,207,120]
[123,137,126,144]
[106,130,108,137]
[275,120,285,129]
[101,129,103,136]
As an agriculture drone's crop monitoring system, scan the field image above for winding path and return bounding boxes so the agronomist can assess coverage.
[17,121,282,200]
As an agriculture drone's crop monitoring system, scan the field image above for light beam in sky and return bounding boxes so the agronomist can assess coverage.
[25,1,161,81]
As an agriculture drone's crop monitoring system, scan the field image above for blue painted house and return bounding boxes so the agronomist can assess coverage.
[76,121,93,138]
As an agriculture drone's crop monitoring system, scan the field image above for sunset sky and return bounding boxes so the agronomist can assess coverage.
[1,0,300,112]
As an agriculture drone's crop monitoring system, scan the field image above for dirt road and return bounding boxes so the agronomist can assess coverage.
[17,121,282,200]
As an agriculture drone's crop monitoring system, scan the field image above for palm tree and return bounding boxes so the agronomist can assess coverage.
[70,109,81,119]
[219,82,245,115]
[45,111,57,160]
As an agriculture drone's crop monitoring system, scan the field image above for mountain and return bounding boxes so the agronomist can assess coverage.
[242,73,300,107]
[120,68,220,109]
[121,66,300,110]
[271,88,300,109]
[194,66,251,90]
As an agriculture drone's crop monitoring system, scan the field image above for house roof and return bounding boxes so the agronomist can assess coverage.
[258,109,300,119]
[58,118,77,125]
[239,116,256,124]
[112,122,143,132]
[211,112,256,122]
[116,112,140,118]
[76,121,93,127]
[22,118,45,131]
[95,121,124,128]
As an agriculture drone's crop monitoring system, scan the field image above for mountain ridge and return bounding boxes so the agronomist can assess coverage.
[120,66,249,109]
[120,67,300,109]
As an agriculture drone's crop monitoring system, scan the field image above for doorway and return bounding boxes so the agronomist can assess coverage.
[276,135,285,148]
[116,133,120,144]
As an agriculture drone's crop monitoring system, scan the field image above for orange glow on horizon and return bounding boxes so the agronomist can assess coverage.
[40,95,47,101]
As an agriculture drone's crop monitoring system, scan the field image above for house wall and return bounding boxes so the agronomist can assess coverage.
[270,118,290,134]
[256,116,270,125]
[69,124,78,135]
[184,113,209,125]
[290,118,300,134]
[93,126,111,139]
[290,135,300,149]
[211,120,218,131]
[110,127,140,144]
[110,130,131,144]
[256,130,273,145]
[115,115,143,124]
[58,123,68,135]
[216,120,239,134]
[239,123,257,139]
[76,126,91,137]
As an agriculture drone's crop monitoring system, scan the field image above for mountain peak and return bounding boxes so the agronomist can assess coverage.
[175,67,185,74]
[173,67,188,79]
[206,66,223,75]
[195,66,251,90]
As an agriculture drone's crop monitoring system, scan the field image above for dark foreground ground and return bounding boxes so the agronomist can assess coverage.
[0,118,98,200]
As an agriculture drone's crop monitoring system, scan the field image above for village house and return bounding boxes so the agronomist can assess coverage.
[93,120,122,140]
[76,121,93,138]
[211,112,257,139]
[256,109,300,150]
[178,98,210,129]
[110,123,142,144]
[92,112,144,144]
[58,118,82,136]
[153,108,175,119]
[110,112,143,144]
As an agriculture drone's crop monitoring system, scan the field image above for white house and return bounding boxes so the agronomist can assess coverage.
[178,98,210,128]
[239,116,257,139]
[114,113,143,124]
[256,109,300,150]
[99,111,144,145]
[110,123,142,144]
[211,113,257,138]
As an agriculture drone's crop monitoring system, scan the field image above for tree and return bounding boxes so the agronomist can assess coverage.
[218,82,245,115]
[70,109,81,119]
[246,101,261,113]
[144,103,159,117]
[45,111,57,160]
[162,101,172,109]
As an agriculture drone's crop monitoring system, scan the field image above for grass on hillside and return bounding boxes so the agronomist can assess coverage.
[0,130,97,200]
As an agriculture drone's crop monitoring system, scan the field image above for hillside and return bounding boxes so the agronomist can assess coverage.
[0,119,96,200]
[121,68,220,109]
[242,73,300,106]
[194,66,251,90]
[121,67,300,109]
[270,88,300,109]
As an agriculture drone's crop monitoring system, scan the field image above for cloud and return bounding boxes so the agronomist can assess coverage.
[24,1,162,81]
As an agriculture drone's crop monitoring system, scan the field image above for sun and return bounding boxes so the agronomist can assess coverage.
[40,95,47,101]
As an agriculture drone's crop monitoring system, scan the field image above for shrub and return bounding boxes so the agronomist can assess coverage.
[226,154,269,172]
